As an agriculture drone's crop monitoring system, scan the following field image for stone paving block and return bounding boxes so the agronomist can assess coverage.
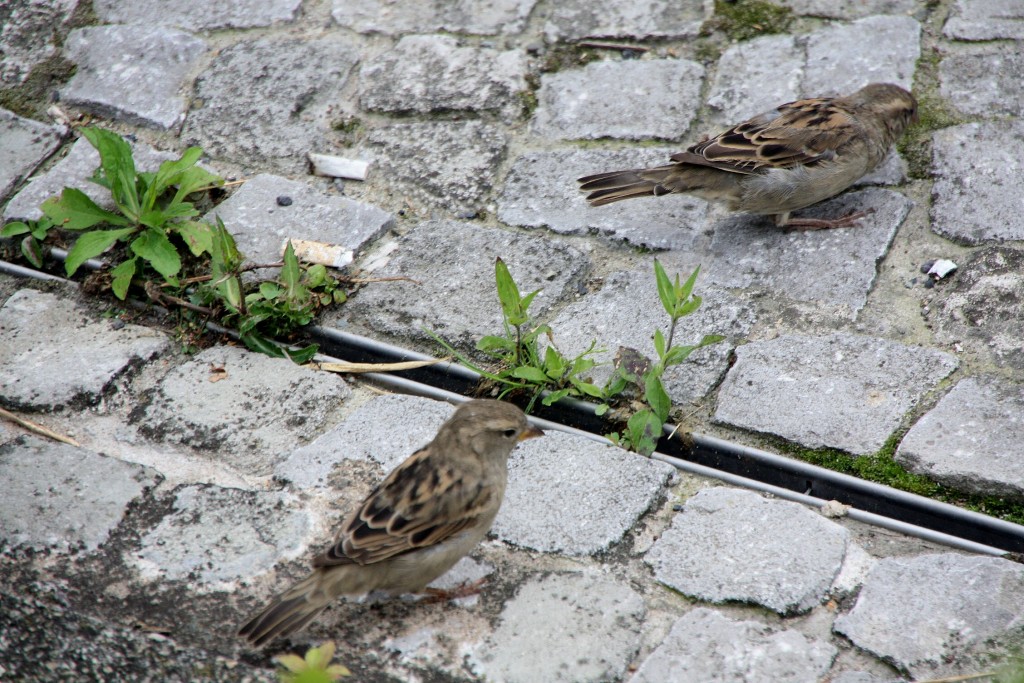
[944,0,1024,40]
[940,47,1024,118]
[275,394,455,488]
[803,15,920,96]
[543,0,706,41]
[630,608,837,683]
[181,36,359,173]
[357,120,507,212]
[94,0,301,30]
[134,484,310,588]
[0,436,161,553]
[493,431,676,556]
[134,345,351,476]
[706,35,802,125]
[4,137,176,221]
[531,58,704,141]
[0,108,64,202]
[468,572,645,683]
[645,488,849,614]
[358,35,527,115]
[834,553,1024,677]
[0,0,78,87]
[926,247,1024,371]
[545,267,756,404]
[0,289,170,410]
[714,332,958,455]
[777,0,917,19]
[897,375,1024,498]
[332,0,538,35]
[498,147,709,251]
[931,121,1024,244]
[700,188,912,313]
[332,220,589,348]
[60,25,207,131]
[204,173,393,270]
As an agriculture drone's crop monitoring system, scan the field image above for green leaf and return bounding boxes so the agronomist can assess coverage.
[173,220,213,256]
[543,345,566,378]
[130,227,181,280]
[283,343,319,365]
[41,187,131,230]
[653,259,675,316]
[595,404,610,416]
[210,216,243,268]
[663,344,696,367]
[332,289,347,304]
[1,221,30,237]
[80,127,140,218]
[20,236,43,268]
[145,147,203,209]
[494,257,522,322]
[171,164,223,205]
[541,388,571,406]
[511,366,550,384]
[30,217,53,239]
[64,227,136,276]
[575,381,607,399]
[653,328,666,361]
[627,409,662,457]
[240,331,286,358]
[259,281,282,299]
[281,241,304,301]
[110,257,137,300]
[520,287,541,313]
[477,335,515,353]
[674,265,701,311]
[644,373,671,423]
[304,263,327,288]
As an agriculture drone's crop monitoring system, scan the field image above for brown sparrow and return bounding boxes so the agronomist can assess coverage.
[579,83,918,230]
[238,399,542,646]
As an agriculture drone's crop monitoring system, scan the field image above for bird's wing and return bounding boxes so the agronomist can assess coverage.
[675,97,859,175]
[312,447,494,567]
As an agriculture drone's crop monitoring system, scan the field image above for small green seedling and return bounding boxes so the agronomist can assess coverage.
[274,641,350,683]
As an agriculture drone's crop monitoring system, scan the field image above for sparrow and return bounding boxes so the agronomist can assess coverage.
[238,399,543,647]
[578,83,918,230]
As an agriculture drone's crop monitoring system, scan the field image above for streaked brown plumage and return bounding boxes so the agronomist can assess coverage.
[238,399,542,647]
[579,83,918,229]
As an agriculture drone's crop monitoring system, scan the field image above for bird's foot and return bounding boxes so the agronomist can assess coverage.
[421,579,488,603]
[781,207,875,231]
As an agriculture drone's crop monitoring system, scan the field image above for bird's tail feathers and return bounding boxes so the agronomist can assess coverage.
[578,165,681,206]
[238,573,331,647]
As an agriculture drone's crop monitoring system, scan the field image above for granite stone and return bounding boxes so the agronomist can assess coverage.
[60,25,207,131]
[0,108,64,202]
[931,121,1024,244]
[714,333,958,455]
[532,58,704,141]
[645,488,850,614]
[0,436,161,553]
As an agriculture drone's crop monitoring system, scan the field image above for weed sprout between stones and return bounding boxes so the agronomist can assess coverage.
[429,257,721,456]
[1,126,348,364]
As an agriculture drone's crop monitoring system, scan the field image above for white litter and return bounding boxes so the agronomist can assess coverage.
[284,239,353,268]
[308,152,369,180]
[927,259,958,280]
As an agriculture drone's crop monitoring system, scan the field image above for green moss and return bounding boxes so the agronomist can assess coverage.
[775,436,1024,526]
[707,0,794,42]
[538,46,601,74]
[0,55,77,119]
[897,90,968,179]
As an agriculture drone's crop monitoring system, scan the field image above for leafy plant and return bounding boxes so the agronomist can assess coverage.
[205,227,344,364]
[430,257,609,412]
[275,641,350,683]
[605,260,722,456]
[0,216,54,268]
[38,126,223,298]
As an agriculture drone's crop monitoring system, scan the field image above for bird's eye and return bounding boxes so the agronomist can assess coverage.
[502,428,518,438]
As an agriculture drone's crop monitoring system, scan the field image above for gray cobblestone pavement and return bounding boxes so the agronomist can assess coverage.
[2,0,1024,680]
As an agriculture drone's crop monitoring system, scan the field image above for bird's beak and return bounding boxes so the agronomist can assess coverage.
[519,424,544,441]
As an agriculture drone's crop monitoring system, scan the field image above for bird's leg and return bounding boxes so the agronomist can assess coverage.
[777,207,875,231]
[421,578,488,603]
